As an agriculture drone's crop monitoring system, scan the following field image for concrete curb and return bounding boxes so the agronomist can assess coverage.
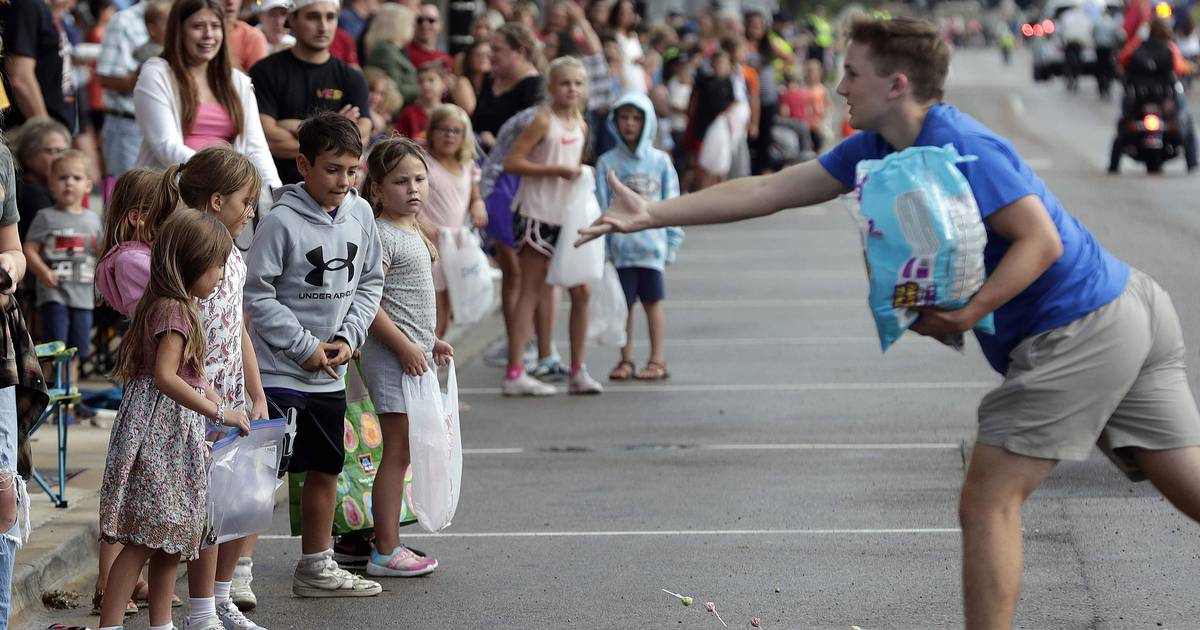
[8,302,506,622]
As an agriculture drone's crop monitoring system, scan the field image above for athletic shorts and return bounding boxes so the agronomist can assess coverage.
[513,213,562,257]
[267,390,348,476]
[616,267,665,306]
[976,269,1200,480]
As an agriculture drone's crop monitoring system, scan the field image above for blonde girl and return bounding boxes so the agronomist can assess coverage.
[423,104,487,338]
[97,210,248,630]
[501,55,602,396]
[171,145,271,630]
[358,137,452,577]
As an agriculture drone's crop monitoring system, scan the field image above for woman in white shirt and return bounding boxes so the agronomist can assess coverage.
[134,0,280,190]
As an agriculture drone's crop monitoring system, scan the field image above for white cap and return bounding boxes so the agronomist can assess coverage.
[253,0,291,13]
[288,0,337,13]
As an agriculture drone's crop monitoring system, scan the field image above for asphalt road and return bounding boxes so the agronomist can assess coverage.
[32,48,1200,629]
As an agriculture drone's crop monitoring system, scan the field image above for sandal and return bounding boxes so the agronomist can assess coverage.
[609,360,636,381]
[132,582,182,608]
[90,590,138,616]
[634,361,670,381]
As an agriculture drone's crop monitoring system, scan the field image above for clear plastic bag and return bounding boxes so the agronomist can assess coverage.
[698,115,733,176]
[438,227,495,326]
[547,167,604,288]
[852,144,996,351]
[402,360,462,532]
[588,262,629,347]
[205,416,293,547]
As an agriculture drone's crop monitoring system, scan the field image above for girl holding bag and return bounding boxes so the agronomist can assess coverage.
[501,56,603,397]
[359,136,454,577]
[421,105,488,338]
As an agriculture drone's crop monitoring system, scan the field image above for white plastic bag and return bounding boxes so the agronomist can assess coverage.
[547,167,604,288]
[403,360,462,532]
[204,416,292,547]
[587,262,629,347]
[438,227,495,326]
[698,115,733,176]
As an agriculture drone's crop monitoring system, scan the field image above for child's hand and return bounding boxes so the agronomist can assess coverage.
[324,340,353,369]
[399,342,429,376]
[301,345,339,379]
[557,164,582,180]
[249,396,269,421]
[221,407,251,437]
[433,339,454,366]
[470,208,489,229]
[38,270,59,289]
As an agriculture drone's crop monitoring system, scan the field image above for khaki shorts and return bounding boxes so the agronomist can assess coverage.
[977,269,1200,480]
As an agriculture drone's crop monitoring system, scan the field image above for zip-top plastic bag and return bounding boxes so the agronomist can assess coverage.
[205,416,293,547]
[852,144,995,352]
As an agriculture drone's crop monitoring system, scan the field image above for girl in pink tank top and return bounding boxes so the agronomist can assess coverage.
[500,56,604,396]
[424,104,487,337]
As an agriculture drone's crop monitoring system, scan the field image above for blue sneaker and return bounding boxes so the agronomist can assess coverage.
[530,356,570,382]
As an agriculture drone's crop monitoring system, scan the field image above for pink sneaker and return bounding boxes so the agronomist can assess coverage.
[366,544,439,577]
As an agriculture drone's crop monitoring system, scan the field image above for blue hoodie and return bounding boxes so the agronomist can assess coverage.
[596,93,684,271]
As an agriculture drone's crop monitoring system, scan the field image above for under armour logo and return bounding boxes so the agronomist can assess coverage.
[305,243,358,286]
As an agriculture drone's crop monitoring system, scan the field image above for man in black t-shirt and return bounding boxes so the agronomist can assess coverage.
[0,0,73,132]
[250,0,370,184]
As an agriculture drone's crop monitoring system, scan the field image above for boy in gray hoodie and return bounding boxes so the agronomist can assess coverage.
[244,110,385,598]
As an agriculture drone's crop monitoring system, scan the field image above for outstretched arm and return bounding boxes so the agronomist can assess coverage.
[578,159,848,244]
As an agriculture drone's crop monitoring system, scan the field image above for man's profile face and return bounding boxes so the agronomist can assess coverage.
[837,42,896,132]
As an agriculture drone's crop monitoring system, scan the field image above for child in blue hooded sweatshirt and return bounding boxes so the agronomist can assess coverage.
[596,92,684,381]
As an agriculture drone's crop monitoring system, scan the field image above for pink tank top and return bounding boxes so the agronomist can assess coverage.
[511,110,584,225]
[184,103,237,150]
[424,157,478,232]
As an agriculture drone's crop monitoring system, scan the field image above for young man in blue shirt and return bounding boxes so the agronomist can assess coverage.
[580,16,1200,629]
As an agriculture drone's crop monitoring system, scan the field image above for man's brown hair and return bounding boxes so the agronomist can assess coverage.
[848,16,951,102]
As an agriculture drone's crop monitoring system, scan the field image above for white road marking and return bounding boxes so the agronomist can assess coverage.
[460,381,996,395]
[462,448,525,455]
[1009,94,1026,117]
[259,527,960,540]
[669,298,863,308]
[667,269,862,279]
[457,443,957,455]
[639,336,879,347]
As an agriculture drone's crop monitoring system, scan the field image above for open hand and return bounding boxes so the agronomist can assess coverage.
[575,170,654,246]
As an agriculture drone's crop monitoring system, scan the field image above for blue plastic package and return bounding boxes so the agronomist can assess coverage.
[852,144,995,352]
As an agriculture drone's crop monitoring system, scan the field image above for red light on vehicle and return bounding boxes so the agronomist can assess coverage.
[1042,19,1056,35]
[1021,23,1035,36]
[1032,23,1045,36]
[1144,114,1162,131]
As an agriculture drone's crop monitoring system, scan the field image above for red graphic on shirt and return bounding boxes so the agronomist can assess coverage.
[560,136,579,145]
[316,88,345,100]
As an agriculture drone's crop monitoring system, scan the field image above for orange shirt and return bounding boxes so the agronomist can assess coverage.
[228,20,268,72]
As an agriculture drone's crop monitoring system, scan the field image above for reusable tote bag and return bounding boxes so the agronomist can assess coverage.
[288,361,417,535]
[438,227,495,326]
[546,167,605,288]
[205,417,292,547]
[402,360,462,532]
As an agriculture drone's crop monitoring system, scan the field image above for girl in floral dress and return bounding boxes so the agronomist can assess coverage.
[97,211,248,630]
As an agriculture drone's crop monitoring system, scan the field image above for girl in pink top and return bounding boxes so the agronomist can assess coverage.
[423,104,487,337]
[501,56,603,396]
[96,167,182,317]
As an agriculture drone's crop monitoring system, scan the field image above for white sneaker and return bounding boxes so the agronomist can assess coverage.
[217,599,266,629]
[568,366,604,395]
[502,372,556,396]
[230,556,257,611]
[184,614,226,630]
[292,550,382,598]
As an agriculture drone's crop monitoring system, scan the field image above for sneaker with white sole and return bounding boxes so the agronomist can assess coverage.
[502,372,556,396]
[331,533,372,568]
[230,557,257,611]
[292,550,382,598]
[217,600,265,630]
[530,356,571,382]
[184,615,225,630]
[366,544,439,577]
[568,366,603,395]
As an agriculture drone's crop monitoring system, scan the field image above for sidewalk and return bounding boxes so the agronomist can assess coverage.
[10,305,504,627]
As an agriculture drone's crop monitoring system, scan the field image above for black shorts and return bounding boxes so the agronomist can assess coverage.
[267,390,347,476]
[617,267,665,305]
[513,213,562,257]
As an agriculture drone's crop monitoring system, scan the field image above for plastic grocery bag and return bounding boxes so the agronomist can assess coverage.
[403,360,462,532]
[439,227,495,326]
[288,362,417,535]
[547,166,604,288]
[205,416,292,547]
[588,262,628,347]
[852,144,995,352]
[698,115,733,176]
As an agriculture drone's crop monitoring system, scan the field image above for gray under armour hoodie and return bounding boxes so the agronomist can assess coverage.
[244,184,384,393]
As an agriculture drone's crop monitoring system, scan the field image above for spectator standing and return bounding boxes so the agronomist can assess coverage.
[249,0,371,185]
[365,3,419,104]
[11,118,69,239]
[394,62,445,144]
[363,67,403,142]
[133,0,281,190]
[472,22,544,151]
[222,0,268,71]
[0,0,73,133]
[745,10,782,174]
[459,39,492,101]
[609,0,646,94]
[339,0,377,41]
[95,0,151,185]
[406,3,452,69]
[255,0,297,54]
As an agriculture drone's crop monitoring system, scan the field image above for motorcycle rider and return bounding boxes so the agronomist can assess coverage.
[1093,6,1125,98]
[1060,4,1092,91]
[1109,18,1198,172]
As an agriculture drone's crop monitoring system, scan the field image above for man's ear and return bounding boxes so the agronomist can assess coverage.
[890,72,910,99]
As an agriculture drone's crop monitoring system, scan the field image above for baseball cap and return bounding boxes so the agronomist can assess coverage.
[254,0,291,13]
[289,0,337,13]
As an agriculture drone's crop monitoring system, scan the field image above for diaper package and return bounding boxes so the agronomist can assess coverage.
[852,144,995,352]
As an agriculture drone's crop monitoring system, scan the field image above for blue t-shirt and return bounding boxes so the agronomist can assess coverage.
[818,104,1129,374]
